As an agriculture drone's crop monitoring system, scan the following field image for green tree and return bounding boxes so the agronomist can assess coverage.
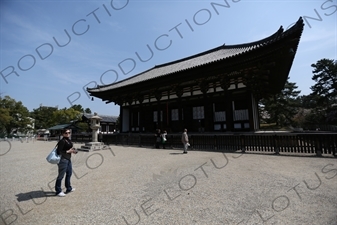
[260,79,301,127]
[296,94,319,109]
[30,106,58,129]
[0,96,31,134]
[52,108,81,124]
[326,105,337,124]
[76,122,89,132]
[70,104,84,112]
[84,108,91,113]
[70,104,91,114]
[0,107,11,133]
[308,58,337,125]
[310,59,337,107]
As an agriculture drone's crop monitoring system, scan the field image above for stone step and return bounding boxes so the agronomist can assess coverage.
[77,142,104,151]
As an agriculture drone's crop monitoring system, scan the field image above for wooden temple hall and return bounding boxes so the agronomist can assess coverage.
[88,17,304,133]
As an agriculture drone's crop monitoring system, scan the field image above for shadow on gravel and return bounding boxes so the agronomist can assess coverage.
[242,151,337,158]
[16,190,56,202]
[169,152,185,155]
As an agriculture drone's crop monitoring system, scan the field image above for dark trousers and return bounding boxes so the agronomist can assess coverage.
[155,136,161,148]
[55,158,72,194]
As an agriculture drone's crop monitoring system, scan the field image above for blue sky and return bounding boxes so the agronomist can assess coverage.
[1,0,336,116]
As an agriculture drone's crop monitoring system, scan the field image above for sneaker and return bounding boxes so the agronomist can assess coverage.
[57,192,66,197]
[65,188,75,194]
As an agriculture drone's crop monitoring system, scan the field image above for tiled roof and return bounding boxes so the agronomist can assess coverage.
[89,17,304,93]
[48,124,73,130]
[82,113,118,123]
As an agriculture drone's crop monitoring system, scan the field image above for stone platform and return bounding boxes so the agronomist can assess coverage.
[78,142,104,151]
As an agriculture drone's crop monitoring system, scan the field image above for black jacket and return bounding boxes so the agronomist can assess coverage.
[56,137,73,160]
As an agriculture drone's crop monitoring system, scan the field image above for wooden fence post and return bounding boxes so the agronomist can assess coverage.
[214,135,217,151]
[240,135,245,153]
[315,135,322,157]
[274,135,280,155]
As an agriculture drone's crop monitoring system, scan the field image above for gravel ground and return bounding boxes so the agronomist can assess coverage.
[0,140,336,225]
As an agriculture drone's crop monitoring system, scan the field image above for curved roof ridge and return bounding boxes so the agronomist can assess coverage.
[146,17,304,70]
[91,26,284,90]
[222,25,284,49]
[281,17,304,38]
[153,25,285,69]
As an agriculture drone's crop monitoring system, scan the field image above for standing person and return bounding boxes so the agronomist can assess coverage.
[55,129,77,197]
[155,129,161,149]
[161,130,168,149]
[181,128,189,154]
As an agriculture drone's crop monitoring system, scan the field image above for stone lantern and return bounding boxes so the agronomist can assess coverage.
[79,112,103,151]
[90,112,101,142]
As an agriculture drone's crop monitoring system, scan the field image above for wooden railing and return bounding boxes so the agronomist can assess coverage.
[71,133,337,156]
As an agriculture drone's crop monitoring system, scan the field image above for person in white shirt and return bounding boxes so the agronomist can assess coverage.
[181,129,189,154]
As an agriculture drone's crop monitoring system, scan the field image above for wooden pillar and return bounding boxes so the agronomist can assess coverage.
[163,102,170,131]
[247,92,254,131]
[126,96,133,132]
[155,90,162,130]
[200,80,210,132]
[220,78,232,132]
[225,91,234,132]
[128,107,132,132]
[253,94,260,131]
[137,95,144,132]
[136,108,141,132]
[157,104,161,129]
[178,97,183,131]
[119,106,123,132]
[176,86,184,132]
[203,94,213,132]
